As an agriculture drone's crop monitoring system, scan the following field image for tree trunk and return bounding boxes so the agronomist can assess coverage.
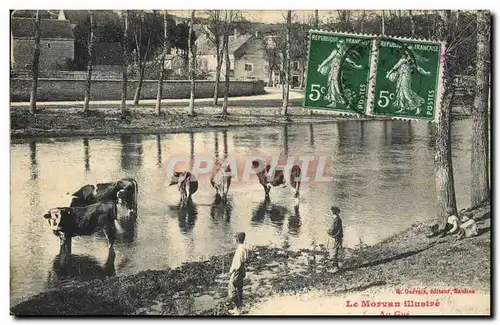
[121,10,129,115]
[381,10,385,36]
[133,62,145,105]
[188,10,196,116]
[409,10,416,38]
[155,11,168,116]
[268,69,273,87]
[470,10,491,206]
[214,49,223,106]
[360,10,366,33]
[29,10,41,114]
[281,10,291,116]
[434,10,458,231]
[315,10,319,29]
[222,20,230,119]
[83,11,94,114]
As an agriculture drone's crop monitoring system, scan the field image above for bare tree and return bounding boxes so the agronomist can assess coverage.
[204,11,224,106]
[132,11,154,106]
[222,13,230,119]
[434,10,458,234]
[336,10,351,31]
[315,10,319,29]
[83,10,94,114]
[408,10,416,38]
[281,10,291,116]
[188,10,196,116]
[381,10,385,35]
[360,10,366,33]
[221,10,242,119]
[121,10,130,115]
[29,10,41,114]
[471,10,491,206]
[155,10,168,116]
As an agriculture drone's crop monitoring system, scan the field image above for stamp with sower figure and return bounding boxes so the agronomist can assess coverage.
[304,30,445,121]
[304,31,374,115]
[372,38,444,120]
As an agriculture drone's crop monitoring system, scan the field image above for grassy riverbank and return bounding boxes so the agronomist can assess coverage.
[11,201,490,316]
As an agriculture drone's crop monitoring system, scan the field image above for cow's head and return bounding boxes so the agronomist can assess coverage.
[114,180,136,207]
[168,171,186,186]
[43,208,73,236]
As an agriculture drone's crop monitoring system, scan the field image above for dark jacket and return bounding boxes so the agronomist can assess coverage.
[327,216,343,239]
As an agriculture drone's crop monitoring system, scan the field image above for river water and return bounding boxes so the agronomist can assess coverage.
[10,119,473,305]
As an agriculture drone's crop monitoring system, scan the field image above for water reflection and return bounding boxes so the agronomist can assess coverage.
[390,121,415,146]
[156,135,162,167]
[47,247,116,289]
[309,124,315,149]
[214,132,219,159]
[189,132,195,169]
[282,124,289,154]
[121,135,143,170]
[222,130,228,159]
[251,198,288,230]
[210,196,233,222]
[288,205,301,235]
[383,120,390,146]
[29,140,38,180]
[177,201,198,234]
[427,123,436,149]
[83,138,90,172]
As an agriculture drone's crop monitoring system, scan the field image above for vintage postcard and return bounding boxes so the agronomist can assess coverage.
[9,9,491,317]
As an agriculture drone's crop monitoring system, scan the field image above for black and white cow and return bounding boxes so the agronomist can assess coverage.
[43,202,122,255]
[69,178,138,214]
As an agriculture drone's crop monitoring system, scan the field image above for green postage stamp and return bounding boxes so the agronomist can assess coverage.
[304,32,374,115]
[372,39,444,120]
[304,30,445,121]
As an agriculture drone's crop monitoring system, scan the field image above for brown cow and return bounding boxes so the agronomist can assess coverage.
[253,160,301,204]
[169,171,198,207]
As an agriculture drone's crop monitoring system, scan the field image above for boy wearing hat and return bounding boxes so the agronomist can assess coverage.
[228,232,248,315]
[327,206,343,273]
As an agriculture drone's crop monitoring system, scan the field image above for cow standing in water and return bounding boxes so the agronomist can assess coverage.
[169,171,198,207]
[43,202,123,256]
[253,160,302,205]
[69,178,139,216]
[210,160,232,201]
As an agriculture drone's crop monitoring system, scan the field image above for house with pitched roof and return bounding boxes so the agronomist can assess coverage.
[196,29,268,81]
[10,17,75,70]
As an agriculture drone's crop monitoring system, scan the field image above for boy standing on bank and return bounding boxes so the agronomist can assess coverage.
[228,232,248,315]
[327,206,343,273]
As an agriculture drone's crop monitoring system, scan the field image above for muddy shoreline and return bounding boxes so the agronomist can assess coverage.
[10,201,490,316]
